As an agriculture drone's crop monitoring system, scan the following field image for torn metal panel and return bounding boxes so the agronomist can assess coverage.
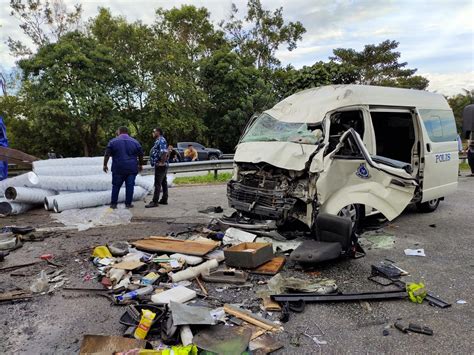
[234,141,318,171]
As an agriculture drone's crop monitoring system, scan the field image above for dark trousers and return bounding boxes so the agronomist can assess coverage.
[111,173,136,205]
[468,151,474,173]
[152,165,168,203]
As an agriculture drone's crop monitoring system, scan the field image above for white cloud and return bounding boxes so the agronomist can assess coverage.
[424,71,474,96]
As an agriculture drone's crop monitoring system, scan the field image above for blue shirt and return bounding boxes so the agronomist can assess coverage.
[150,136,168,167]
[106,134,143,174]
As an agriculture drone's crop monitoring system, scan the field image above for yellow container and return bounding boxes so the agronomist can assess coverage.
[134,309,156,340]
[91,246,112,258]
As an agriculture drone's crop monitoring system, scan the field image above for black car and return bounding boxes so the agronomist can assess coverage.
[176,142,223,161]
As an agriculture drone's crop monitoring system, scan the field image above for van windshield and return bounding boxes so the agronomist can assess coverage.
[241,113,320,144]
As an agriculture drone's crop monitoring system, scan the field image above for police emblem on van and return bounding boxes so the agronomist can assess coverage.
[356,163,370,179]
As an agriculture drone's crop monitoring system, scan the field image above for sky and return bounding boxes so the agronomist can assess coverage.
[0,0,473,96]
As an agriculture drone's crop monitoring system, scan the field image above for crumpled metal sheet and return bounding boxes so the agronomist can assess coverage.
[268,273,337,294]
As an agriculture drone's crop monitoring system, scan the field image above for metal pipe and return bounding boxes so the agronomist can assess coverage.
[0,172,39,195]
[33,164,110,176]
[32,157,105,169]
[0,201,35,216]
[34,175,112,191]
[52,186,147,213]
[5,187,57,204]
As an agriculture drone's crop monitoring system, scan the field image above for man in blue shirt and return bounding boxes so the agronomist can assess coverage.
[104,126,144,208]
[145,127,169,208]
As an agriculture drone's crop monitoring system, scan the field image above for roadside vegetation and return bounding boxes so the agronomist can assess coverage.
[173,172,233,185]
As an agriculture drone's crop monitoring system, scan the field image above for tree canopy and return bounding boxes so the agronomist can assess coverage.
[0,0,448,158]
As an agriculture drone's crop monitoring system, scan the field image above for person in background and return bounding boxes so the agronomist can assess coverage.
[184,144,198,162]
[467,140,474,177]
[457,134,463,176]
[146,127,169,208]
[104,126,144,209]
[168,145,180,163]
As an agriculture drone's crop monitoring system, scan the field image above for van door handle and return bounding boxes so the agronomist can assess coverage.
[426,143,431,152]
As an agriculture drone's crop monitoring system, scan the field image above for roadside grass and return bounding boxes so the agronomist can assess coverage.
[459,162,470,171]
[173,172,232,185]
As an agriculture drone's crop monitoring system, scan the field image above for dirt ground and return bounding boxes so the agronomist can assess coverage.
[1,179,473,354]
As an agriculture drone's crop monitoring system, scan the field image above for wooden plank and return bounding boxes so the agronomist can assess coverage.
[249,256,286,275]
[0,290,33,302]
[223,304,281,332]
[79,335,147,354]
[0,146,38,164]
[132,236,219,256]
[262,296,282,312]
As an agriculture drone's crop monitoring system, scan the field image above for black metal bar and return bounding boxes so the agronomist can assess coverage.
[271,290,407,303]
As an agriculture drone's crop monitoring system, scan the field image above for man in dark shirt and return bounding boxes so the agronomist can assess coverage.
[145,127,169,208]
[168,145,180,163]
[104,126,144,208]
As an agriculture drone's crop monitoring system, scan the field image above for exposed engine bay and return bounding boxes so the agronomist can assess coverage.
[227,162,313,226]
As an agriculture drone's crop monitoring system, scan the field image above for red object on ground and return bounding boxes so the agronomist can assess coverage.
[40,254,53,260]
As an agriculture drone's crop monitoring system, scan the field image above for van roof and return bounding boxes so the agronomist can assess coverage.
[265,85,451,123]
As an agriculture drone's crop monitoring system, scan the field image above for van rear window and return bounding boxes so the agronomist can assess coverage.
[418,109,457,143]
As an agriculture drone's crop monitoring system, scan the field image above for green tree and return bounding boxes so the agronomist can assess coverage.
[273,61,360,99]
[448,89,474,132]
[201,49,274,152]
[331,40,429,90]
[19,31,121,156]
[8,0,82,57]
[221,0,306,69]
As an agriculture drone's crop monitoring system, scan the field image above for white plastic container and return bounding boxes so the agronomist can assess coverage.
[170,259,218,283]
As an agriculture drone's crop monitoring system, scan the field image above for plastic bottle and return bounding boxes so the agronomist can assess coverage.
[116,285,153,302]
[109,268,126,285]
[134,309,156,339]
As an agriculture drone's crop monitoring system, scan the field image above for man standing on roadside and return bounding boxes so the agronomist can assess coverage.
[104,126,144,209]
[146,127,169,208]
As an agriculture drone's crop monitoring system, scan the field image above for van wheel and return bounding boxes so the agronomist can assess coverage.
[416,199,440,213]
[337,204,364,232]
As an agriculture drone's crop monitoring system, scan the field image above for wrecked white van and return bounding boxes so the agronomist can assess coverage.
[228,85,458,230]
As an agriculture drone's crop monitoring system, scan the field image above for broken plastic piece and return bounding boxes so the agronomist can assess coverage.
[406,282,427,303]
[151,286,196,304]
[170,259,218,283]
[404,248,426,257]
[30,270,49,293]
[92,246,112,259]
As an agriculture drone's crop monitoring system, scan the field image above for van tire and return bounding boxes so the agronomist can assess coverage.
[337,204,364,233]
[416,199,440,213]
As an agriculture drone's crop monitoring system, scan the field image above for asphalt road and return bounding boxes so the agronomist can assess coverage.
[0,176,473,354]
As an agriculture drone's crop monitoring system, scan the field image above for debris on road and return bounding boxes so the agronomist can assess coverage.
[404,248,426,257]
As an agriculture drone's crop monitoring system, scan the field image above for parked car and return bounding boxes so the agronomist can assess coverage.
[176,142,223,161]
[228,85,459,231]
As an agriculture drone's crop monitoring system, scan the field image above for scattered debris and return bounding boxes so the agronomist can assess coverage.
[0,289,33,302]
[250,256,286,275]
[457,300,467,304]
[359,231,395,250]
[79,334,148,354]
[223,227,256,245]
[395,321,433,336]
[193,324,251,355]
[132,236,219,256]
[404,248,426,257]
[224,242,273,268]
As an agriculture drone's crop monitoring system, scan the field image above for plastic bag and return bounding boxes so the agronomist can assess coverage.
[51,205,132,231]
[30,270,49,293]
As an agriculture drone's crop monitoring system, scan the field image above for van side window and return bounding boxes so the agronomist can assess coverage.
[370,111,415,163]
[418,109,457,143]
[328,110,364,152]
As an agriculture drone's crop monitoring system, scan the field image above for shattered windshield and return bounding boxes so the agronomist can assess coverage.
[241,113,321,144]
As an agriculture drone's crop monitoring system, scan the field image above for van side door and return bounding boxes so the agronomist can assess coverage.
[417,109,458,201]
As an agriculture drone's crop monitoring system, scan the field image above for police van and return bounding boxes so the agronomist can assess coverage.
[228,85,458,229]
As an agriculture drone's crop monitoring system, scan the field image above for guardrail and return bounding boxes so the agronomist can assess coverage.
[142,159,234,179]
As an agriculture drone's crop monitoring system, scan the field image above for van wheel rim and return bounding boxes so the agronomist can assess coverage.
[428,199,438,207]
[338,204,357,227]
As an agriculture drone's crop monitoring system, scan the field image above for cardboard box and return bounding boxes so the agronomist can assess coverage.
[224,242,274,269]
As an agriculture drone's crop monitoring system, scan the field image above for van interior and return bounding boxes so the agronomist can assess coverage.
[328,110,364,151]
[370,111,415,163]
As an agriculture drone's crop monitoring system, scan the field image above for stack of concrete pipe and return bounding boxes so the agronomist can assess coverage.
[0,157,156,216]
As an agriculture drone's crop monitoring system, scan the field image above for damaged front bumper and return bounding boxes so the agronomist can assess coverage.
[227,181,297,220]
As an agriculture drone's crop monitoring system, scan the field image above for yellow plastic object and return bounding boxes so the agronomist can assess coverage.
[406,282,427,303]
[161,345,198,355]
[134,309,156,340]
[91,246,112,258]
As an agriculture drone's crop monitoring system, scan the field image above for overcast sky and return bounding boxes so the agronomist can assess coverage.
[1,0,473,95]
